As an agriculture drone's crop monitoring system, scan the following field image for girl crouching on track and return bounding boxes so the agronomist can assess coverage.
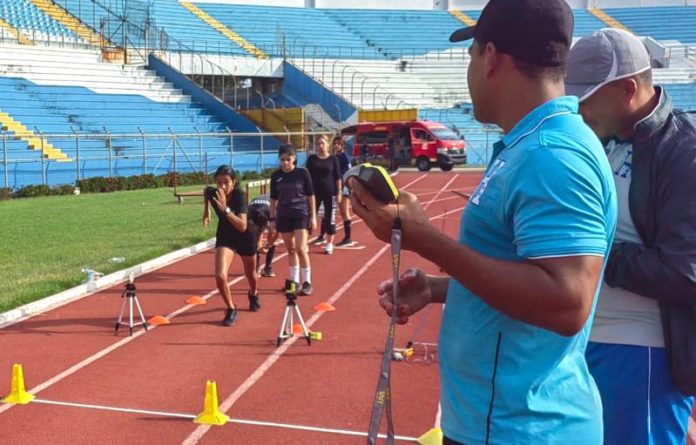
[203,165,260,327]
[270,144,316,296]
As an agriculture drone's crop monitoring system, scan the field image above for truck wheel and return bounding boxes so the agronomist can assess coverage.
[416,156,431,172]
[440,164,454,172]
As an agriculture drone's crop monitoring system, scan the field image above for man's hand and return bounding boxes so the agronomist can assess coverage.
[348,178,432,251]
[377,267,434,324]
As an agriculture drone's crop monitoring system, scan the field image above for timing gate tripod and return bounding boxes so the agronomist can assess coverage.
[277,280,311,347]
[115,277,148,336]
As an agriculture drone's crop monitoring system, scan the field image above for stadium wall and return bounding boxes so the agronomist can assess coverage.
[282,61,357,125]
[148,54,260,134]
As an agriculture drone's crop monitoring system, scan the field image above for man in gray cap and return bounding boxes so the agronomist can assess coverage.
[566,28,696,445]
[349,1,617,444]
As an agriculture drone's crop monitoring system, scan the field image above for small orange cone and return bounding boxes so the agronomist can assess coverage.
[2,364,34,405]
[313,302,335,312]
[417,427,443,445]
[292,324,305,335]
[193,380,229,426]
[147,315,170,326]
[185,296,206,305]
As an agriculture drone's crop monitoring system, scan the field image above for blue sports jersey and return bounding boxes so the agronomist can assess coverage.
[439,97,617,445]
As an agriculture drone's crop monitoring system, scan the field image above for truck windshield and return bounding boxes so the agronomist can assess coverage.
[431,128,461,141]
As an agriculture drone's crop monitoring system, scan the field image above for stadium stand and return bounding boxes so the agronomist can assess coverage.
[1,1,696,189]
[58,0,250,56]
[0,0,84,44]
[295,54,470,109]
[604,6,696,44]
[0,43,277,187]
[322,9,466,59]
[195,3,380,59]
[664,83,696,111]
[461,7,607,37]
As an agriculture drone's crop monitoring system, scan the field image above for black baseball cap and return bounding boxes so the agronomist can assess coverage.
[450,0,574,67]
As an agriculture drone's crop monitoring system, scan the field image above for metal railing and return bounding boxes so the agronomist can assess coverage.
[0,130,334,190]
[0,126,495,190]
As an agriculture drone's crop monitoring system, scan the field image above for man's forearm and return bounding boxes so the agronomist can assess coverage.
[605,242,696,305]
[416,226,594,335]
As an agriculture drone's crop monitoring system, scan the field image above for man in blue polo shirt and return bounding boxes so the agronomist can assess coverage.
[349,0,617,444]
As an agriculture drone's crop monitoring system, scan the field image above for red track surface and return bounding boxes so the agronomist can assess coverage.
[0,171,478,444]
[2,170,694,444]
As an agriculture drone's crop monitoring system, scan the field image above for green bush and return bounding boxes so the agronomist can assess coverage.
[16,184,51,198]
[128,174,160,190]
[241,170,264,181]
[4,169,271,201]
[0,187,13,200]
[51,185,75,196]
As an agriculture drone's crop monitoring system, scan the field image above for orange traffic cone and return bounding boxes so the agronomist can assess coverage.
[313,302,335,312]
[185,296,206,305]
[147,315,170,326]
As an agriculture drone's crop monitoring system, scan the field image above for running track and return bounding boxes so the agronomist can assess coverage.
[0,171,475,444]
[1,170,694,444]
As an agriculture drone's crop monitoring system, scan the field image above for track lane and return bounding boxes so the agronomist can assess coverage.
[0,172,480,444]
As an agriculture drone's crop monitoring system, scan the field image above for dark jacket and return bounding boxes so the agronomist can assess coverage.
[603,87,696,394]
[604,87,696,305]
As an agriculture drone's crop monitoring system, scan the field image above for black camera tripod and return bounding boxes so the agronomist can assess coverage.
[277,280,311,347]
[114,276,148,336]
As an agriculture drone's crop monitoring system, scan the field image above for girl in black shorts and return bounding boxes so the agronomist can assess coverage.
[269,144,316,296]
[306,134,341,254]
[203,165,260,327]
[332,136,354,246]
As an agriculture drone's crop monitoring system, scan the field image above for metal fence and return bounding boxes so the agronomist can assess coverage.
[0,128,495,190]
[0,131,333,189]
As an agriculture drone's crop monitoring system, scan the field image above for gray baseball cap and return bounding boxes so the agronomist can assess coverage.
[565,28,651,102]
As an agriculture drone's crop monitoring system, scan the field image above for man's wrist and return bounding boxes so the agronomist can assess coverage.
[410,223,442,256]
[427,275,449,304]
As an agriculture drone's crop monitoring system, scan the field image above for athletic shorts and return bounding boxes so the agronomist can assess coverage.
[215,229,257,256]
[276,215,309,233]
[586,341,695,445]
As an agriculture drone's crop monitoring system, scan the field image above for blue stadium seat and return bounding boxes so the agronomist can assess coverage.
[0,0,81,42]
[606,7,696,44]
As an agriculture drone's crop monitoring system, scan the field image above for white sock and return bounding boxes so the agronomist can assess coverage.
[290,266,300,283]
[301,268,311,284]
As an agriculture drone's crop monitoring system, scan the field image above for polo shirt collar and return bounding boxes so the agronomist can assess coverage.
[500,96,578,150]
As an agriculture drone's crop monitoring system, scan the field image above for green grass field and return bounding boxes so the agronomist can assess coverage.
[0,185,229,313]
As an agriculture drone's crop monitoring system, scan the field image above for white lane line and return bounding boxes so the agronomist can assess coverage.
[181,243,394,445]
[0,172,433,418]
[34,398,197,419]
[32,398,418,442]
[182,172,458,445]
